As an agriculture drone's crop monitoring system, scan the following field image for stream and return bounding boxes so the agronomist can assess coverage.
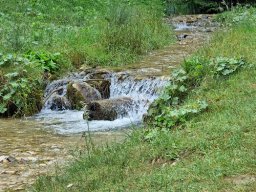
[0,15,218,191]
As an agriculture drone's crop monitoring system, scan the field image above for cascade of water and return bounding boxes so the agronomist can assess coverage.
[35,72,167,133]
[109,73,167,120]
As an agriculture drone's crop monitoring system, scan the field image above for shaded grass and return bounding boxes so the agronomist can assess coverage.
[201,7,256,63]
[32,9,256,192]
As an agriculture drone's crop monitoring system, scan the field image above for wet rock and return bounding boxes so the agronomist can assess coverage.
[0,156,9,163]
[83,68,111,79]
[25,157,38,162]
[85,97,133,121]
[0,156,17,164]
[49,93,71,110]
[186,18,197,24]
[204,28,213,32]
[1,170,19,175]
[67,82,102,109]
[85,79,111,99]
[176,34,189,41]
[44,79,70,98]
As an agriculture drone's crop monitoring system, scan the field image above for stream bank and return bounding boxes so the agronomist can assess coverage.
[0,119,125,191]
[0,14,217,191]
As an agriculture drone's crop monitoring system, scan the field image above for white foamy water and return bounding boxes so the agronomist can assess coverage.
[32,73,168,134]
[33,109,140,134]
[174,22,194,31]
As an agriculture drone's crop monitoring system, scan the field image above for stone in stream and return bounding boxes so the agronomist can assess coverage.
[67,82,102,109]
[50,93,71,110]
[85,79,110,99]
[0,156,17,164]
[83,68,111,79]
[176,34,190,41]
[84,97,133,121]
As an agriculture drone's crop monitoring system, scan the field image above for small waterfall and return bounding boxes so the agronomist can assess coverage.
[34,72,168,133]
[109,73,167,120]
[43,79,70,110]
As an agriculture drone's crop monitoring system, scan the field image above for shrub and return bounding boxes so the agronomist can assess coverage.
[0,53,44,116]
[144,56,247,131]
[0,51,68,117]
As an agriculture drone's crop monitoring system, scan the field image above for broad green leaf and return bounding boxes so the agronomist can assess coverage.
[3,93,12,101]
[0,104,7,113]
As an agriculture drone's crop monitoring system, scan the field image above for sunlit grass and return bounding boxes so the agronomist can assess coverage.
[0,0,172,68]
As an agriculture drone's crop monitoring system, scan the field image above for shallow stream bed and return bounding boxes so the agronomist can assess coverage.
[0,119,125,191]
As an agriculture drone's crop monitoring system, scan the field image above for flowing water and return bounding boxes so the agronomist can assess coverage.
[34,74,168,134]
[0,15,217,191]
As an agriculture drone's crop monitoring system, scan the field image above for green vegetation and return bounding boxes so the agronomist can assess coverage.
[0,0,171,67]
[144,57,245,131]
[0,51,65,116]
[0,0,172,117]
[32,7,256,192]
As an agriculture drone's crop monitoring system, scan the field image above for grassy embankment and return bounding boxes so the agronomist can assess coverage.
[0,0,172,116]
[0,0,171,67]
[32,7,256,192]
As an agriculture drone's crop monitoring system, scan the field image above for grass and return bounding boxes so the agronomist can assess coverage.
[31,8,256,192]
[0,0,172,68]
[209,7,256,57]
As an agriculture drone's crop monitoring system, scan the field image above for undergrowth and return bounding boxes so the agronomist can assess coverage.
[144,57,246,133]
[0,52,63,116]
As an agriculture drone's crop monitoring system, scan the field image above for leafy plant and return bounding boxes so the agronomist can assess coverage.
[0,53,44,117]
[144,56,247,131]
[24,51,61,73]
[155,100,207,128]
[210,57,245,77]
[182,56,209,81]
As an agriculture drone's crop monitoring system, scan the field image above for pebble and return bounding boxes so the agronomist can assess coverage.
[0,156,9,163]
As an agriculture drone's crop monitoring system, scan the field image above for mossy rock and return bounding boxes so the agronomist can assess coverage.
[67,83,85,110]
[67,82,102,110]
[86,79,110,99]
[86,97,132,121]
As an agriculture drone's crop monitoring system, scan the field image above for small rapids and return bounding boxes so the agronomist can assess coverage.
[174,22,194,31]
[33,72,167,134]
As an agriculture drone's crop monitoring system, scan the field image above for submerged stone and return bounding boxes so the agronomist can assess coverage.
[49,93,71,110]
[85,97,132,121]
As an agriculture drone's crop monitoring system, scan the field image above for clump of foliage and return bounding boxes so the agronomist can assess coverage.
[0,51,64,117]
[144,56,247,132]
[211,57,245,77]
[24,51,61,73]
[0,54,43,116]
